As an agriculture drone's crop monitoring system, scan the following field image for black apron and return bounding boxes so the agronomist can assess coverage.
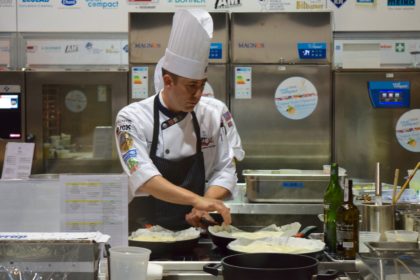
[149,95,206,230]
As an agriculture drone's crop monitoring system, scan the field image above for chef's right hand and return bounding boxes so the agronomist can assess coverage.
[192,196,231,226]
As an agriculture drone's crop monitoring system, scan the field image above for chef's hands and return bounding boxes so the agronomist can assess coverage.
[190,196,231,227]
[186,209,218,228]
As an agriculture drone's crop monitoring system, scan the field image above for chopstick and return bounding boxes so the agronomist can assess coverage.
[395,162,420,204]
[392,169,400,205]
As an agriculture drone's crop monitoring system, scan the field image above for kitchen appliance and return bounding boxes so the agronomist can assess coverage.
[0,71,25,175]
[0,232,108,280]
[334,69,420,183]
[243,169,346,203]
[229,12,332,181]
[25,70,128,174]
[128,12,229,103]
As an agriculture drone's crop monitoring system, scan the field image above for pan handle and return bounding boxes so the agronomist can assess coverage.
[203,263,223,276]
[312,269,339,280]
[105,244,111,280]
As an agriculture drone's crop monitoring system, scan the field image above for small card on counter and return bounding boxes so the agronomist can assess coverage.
[1,142,34,180]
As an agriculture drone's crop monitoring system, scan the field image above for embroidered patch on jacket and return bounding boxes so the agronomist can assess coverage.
[201,137,215,149]
[116,119,133,136]
[222,111,233,128]
[123,149,137,163]
[222,111,232,122]
[126,157,139,173]
[119,132,134,153]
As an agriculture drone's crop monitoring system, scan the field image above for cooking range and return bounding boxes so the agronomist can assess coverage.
[144,237,359,280]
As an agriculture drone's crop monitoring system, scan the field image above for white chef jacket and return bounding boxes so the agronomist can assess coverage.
[115,92,237,197]
[200,97,245,161]
[154,57,245,162]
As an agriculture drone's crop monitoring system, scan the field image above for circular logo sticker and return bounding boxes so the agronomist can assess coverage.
[274,77,318,120]
[202,82,214,98]
[396,109,420,152]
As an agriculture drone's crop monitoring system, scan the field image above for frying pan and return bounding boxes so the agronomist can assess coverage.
[208,225,318,249]
[203,253,338,280]
[128,236,199,259]
[226,241,325,260]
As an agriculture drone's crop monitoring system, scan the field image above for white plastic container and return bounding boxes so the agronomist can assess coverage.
[110,246,151,280]
[385,230,419,242]
[359,231,381,253]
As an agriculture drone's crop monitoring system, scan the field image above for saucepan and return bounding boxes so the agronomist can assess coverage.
[203,253,338,280]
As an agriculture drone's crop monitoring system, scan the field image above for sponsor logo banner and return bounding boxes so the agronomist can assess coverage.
[388,0,415,6]
[0,0,14,7]
[85,0,119,8]
[18,0,53,8]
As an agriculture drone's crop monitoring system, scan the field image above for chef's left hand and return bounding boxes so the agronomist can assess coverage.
[185,208,217,228]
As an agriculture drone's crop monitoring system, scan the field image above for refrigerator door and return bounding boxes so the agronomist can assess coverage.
[25,70,128,174]
[231,12,331,64]
[231,64,332,179]
[334,69,420,183]
[129,12,229,64]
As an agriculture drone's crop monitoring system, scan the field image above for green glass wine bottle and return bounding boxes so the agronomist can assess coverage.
[323,163,343,254]
[336,179,359,259]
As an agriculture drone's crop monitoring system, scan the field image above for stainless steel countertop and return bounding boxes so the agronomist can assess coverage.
[225,183,323,215]
[225,201,323,215]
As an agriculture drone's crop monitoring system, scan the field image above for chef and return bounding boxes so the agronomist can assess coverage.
[154,56,245,163]
[115,9,237,230]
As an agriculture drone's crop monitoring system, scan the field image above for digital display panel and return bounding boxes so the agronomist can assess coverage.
[0,94,19,109]
[0,93,22,139]
[368,81,410,108]
[378,90,404,105]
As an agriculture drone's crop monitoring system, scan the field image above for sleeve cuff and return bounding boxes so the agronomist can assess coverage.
[207,172,237,195]
[128,163,161,196]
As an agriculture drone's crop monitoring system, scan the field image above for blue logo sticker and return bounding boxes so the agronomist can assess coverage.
[209,42,222,59]
[62,0,77,5]
[330,0,347,8]
[297,42,327,59]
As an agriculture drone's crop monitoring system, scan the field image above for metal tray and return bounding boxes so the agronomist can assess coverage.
[243,169,345,203]
[366,241,420,258]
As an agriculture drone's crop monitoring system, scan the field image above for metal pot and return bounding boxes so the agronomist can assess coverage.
[203,253,338,280]
[361,203,395,241]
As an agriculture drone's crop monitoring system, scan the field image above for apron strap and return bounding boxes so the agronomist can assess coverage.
[151,94,202,156]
